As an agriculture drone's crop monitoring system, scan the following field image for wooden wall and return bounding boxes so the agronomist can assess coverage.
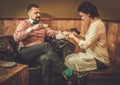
[0,19,89,37]
[105,21,120,66]
[0,0,120,21]
[0,19,120,66]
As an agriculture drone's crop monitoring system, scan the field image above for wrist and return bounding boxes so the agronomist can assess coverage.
[26,27,33,33]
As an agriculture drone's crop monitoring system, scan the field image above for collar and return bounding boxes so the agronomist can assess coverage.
[29,18,34,24]
[29,18,39,25]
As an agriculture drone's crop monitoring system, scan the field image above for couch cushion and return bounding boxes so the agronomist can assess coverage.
[87,62,120,80]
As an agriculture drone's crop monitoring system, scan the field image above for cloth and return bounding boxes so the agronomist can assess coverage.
[19,42,66,85]
[13,19,67,85]
[19,42,67,70]
[65,19,110,72]
[13,18,67,68]
[13,19,61,48]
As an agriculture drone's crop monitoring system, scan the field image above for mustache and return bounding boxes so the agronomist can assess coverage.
[36,16,40,19]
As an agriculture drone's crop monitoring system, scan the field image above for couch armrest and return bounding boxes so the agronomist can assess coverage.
[0,36,18,61]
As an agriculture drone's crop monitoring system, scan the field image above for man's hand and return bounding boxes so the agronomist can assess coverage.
[32,23,44,31]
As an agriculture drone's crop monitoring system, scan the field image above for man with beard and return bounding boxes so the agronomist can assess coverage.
[13,4,69,85]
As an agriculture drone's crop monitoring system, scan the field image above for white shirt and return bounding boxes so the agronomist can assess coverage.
[79,19,110,66]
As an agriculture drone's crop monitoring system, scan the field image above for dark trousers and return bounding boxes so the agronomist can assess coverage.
[19,42,66,85]
[95,59,108,70]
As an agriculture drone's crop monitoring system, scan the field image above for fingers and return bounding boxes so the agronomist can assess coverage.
[32,25,39,30]
[62,31,70,36]
[32,24,46,31]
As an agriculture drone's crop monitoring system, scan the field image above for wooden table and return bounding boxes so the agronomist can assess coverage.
[0,61,29,85]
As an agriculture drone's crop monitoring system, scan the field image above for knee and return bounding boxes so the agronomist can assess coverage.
[44,42,51,47]
[44,42,53,50]
[40,54,51,64]
[65,56,74,64]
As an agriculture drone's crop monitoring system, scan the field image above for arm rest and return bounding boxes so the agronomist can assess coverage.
[0,36,18,61]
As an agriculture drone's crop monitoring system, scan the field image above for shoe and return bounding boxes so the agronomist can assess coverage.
[62,72,79,85]
[77,72,88,78]
[69,74,79,85]
[67,80,72,85]
[74,71,88,78]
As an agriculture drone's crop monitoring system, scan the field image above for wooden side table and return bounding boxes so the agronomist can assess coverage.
[0,61,29,85]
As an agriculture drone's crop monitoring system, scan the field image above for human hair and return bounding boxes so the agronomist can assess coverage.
[78,1,99,19]
[70,28,80,35]
[27,4,39,12]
